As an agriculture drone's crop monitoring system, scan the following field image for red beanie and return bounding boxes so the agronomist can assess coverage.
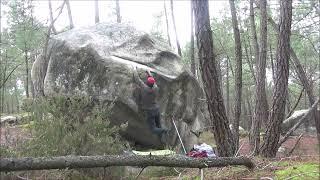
[147,77,155,85]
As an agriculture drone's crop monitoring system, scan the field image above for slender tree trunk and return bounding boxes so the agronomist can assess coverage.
[6,96,9,114]
[260,1,320,142]
[48,0,57,34]
[246,95,253,130]
[260,0,293,158]
[246,92,253,130]
[243,38,256,82]
[227,57,235,77]
[65,0,74,29]
[115,0,121,23]
[269,43,276,82]
[226,57,230,119]
[0,0,2,114]
[249,0,269,155]
[227,57,235,119]
[193,0,235,157]
[1,51,7,114]
[190,0,196,75]
[229,0,242,150]
[242,94,248,130]
[24,48,29,98]
[94,0,99,23]
[30,54,35,98]
[163,1,172,47]
[10,95,13,113]
[170,0,182,56]
[14,82,19,113]
[290,49,319,139]
[247,36,255,79]
[249,0,259,65]
[38,1,66,97]
[286,93,291,115]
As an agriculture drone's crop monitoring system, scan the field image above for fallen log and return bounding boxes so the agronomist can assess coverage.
[0,154,254,171]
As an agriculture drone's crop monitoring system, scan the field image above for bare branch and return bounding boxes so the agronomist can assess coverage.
[286,87,305,118]
[0,63,23,89]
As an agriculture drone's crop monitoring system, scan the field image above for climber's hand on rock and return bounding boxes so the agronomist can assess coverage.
[132,65,137,71]
[146,70,152,77]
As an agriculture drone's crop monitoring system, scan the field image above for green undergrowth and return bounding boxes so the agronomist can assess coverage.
[171,160,320,179]
[146,167,178,179]
[0,146,17,158]
[275,162,319,180]
[14,96,128,179]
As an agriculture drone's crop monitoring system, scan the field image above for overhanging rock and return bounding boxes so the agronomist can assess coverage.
[31,23,206,150]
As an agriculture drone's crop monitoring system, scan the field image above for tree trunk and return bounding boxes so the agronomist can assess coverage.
[14,82,19,113]
[246,92,253,131]
[290,49,319,140]
[94,0,99,23]
[30,54,35,98]
[163,1,172,47]
[249,0,269,155]
[269,43,276,82]
[115,0,121,23]
[6,97,9,114]
[286,93,291,115]
[229,0,242,151]
[249,0,259,65]
[226,56,230,119]
[260,0,292,158]
[0,0,2,113]
[24,49,29,98]
[170,0,182,56]
[243,38,256,82]
[38,1,66,97]
[192,0,235,157]
[242,96,248,130]
[11,95,14,113]
[65,0,74,29]
[1,51,8,114]
[48,0,57,34]
[190,0,196,76]
[0,155,254,171]
[257,0,320,143]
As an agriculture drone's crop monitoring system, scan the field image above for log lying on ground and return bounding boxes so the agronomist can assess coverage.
[0,155,254,171]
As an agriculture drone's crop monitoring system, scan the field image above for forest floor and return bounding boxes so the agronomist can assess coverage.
[0,126,319,179]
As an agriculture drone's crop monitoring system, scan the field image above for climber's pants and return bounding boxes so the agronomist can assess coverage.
[145,108,165,137]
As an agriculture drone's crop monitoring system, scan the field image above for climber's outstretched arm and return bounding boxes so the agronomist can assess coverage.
[133,67,147,88]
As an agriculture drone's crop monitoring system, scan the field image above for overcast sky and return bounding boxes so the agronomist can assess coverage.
[30,0,229,47]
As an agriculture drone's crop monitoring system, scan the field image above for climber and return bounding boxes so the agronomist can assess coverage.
[133,67,168,144]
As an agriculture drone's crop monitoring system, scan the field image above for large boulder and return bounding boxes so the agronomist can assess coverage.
[31,23,205,150]
[281,109,319,135]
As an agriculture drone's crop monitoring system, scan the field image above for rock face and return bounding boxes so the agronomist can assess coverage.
[0,116,18,126]
[31,23,205,150]
[281,109,319,135]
